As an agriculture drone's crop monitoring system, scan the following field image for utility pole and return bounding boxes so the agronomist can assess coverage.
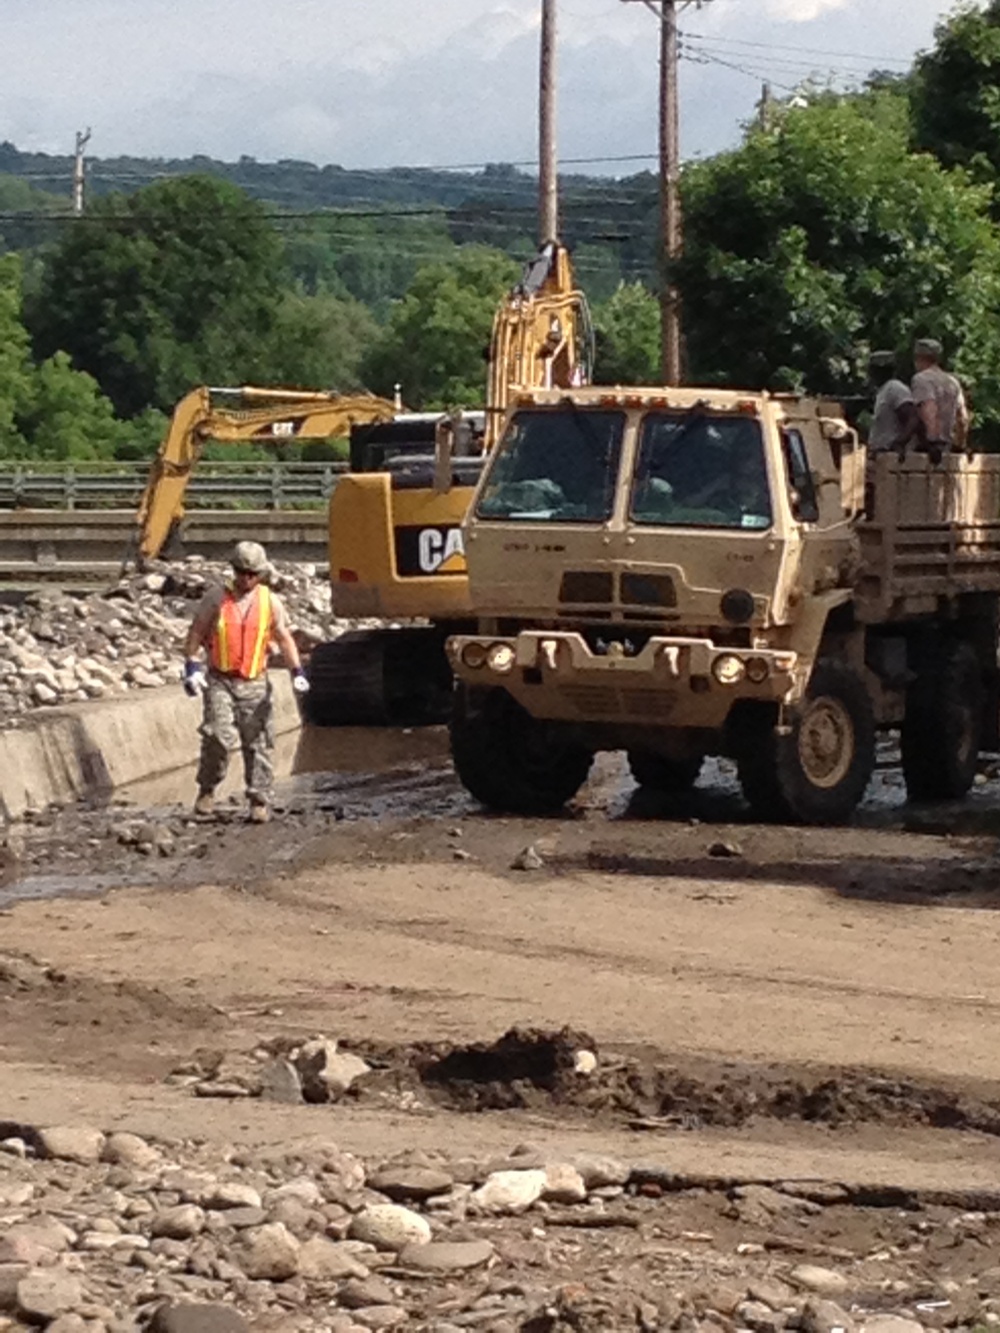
[659,0,681,385]
[539,0,558,245]
[621,0,712,385]
[73,128,92,216]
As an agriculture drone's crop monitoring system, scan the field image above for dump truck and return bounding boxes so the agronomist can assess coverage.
[446,385,1000,824]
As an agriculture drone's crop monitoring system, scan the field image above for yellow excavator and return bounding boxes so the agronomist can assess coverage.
[134,242,592,723]
[134,385,401,562]
[311,239,594,722]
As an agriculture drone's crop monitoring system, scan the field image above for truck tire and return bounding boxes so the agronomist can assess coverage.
[901,640,983,802]
[627,749,702,793]
[736,660,875,825]
[450,685,593,814]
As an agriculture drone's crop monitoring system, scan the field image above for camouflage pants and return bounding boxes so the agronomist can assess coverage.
[197,675,274,804]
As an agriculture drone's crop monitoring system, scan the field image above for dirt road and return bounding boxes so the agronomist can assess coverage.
[1,730,1000,1199]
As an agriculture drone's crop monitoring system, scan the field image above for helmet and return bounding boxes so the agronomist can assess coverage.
[231,540,269,575]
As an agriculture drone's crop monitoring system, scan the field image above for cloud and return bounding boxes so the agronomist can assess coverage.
[763,0,853,21]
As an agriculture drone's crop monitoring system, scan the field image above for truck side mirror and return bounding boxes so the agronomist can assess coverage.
[820,419,865,518]
[434,412,462,494]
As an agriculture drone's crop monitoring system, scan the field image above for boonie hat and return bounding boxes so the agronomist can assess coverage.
[231,540,269,575]
[868,350,897,369]
[914,338,943,360]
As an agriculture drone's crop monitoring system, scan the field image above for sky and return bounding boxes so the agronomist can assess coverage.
[2,0,954,175]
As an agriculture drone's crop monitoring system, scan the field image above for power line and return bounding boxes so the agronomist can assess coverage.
[683,30,911,68]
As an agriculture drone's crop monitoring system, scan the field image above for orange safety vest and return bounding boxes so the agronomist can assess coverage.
[209,585,273,679]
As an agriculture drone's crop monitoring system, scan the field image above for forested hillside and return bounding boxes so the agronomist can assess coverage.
[4,1,1000,456]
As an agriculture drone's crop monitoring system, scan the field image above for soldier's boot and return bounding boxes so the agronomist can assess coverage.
[193,789,215,817]
[249,799,270,824]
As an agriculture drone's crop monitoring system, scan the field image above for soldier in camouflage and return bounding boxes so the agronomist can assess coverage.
[182,541,310,823]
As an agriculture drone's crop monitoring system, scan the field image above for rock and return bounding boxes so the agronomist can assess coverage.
[259,1058,303,1103]
[860,1320,925,1333]
[511,845,544,871]
[569,1154,630,1189]
[789,1267,851,1299]
[148,1305,251,1333]
[16,1269,83,1323]
[352,1308,407,1330]
[737,1300,787,1333]
[573,1049,598,1075]
[38,1125,105,1164]
[368,1166,454,1202]
[802,1298,858,1333]
[201,1182,262,1210]
[0,1224,72,1265]
[542,1163,588,1204]
[46,1316,89,1333]
[708,840,743,858]
[340,1276,398,1308]
[349,1204,432,1251]
[471,1169,547,1215]
[235,1222,300,1280]
[297,1237,370,1281]
[397,1239,494,1272]
[295,1039,371,1102]
[102,1131,160,1170]
[151,1205,205,1240]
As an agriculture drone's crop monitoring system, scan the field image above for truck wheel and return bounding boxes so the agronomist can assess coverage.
[736,660,875,825]
[627,749,702,793]
[901,640,983,802]
[450,685,593,814]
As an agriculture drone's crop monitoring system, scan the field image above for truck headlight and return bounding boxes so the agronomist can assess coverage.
[461,642,488,669]
[745,656,770,684]
[712,654,746,686]
[487,643,516,674]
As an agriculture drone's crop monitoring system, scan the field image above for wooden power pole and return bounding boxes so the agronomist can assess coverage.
[622,0,713,385]
[659,0,681,385]
[73,128,92,216]
[539,0,559,245]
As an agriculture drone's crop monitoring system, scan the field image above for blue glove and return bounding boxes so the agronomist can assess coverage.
[291,667,311,696]
[183,660,207,697]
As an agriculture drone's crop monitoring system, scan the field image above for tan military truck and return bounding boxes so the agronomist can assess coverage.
[445,386,1000,824]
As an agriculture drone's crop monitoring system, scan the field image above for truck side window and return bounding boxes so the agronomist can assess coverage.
[782,429,819,523]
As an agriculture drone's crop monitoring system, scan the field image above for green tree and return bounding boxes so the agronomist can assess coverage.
[18,352,129,459]
[910,1,1000,187]
[593,282,660,384]
[263,291,378,391]
[0,254,34,454]
[675,90,1000,434]
[26,175,286,417]
[361,247,519,409]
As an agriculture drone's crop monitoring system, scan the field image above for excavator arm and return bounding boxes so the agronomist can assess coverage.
[485,241,594,450]
[135,385,399,561]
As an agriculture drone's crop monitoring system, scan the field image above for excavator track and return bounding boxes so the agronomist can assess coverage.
[305,627,455,727]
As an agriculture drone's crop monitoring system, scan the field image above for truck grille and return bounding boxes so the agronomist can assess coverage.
[559,571,613,604]
[559,685,678,719]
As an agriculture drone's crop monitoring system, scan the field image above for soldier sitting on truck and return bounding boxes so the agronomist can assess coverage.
[868,351,920,458]
[911,338,969,462]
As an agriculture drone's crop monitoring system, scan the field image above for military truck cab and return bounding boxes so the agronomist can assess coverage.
[447,387,1000,823]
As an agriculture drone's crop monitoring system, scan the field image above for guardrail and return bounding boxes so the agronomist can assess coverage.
[0,461,348,511]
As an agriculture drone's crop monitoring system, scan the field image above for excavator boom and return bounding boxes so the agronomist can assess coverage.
[135,386,398,561]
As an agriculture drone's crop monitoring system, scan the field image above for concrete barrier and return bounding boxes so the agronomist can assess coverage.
[0,674,302,821]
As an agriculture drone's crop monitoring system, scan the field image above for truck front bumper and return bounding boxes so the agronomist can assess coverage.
[447,630,800,727]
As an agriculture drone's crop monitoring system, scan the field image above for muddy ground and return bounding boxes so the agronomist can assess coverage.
[2,728,1000,1328]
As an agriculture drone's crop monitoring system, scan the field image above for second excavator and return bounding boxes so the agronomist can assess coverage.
[310,238,594,723]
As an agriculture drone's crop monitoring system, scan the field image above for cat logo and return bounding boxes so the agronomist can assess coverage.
[418,527,466,573]
[395,524,467,577]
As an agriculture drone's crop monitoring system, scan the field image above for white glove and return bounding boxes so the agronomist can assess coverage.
[183,660,207,697]
[291,669,311,696]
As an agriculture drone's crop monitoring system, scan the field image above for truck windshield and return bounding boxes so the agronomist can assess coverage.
[476,408,625,523]
[631,412,772,530]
